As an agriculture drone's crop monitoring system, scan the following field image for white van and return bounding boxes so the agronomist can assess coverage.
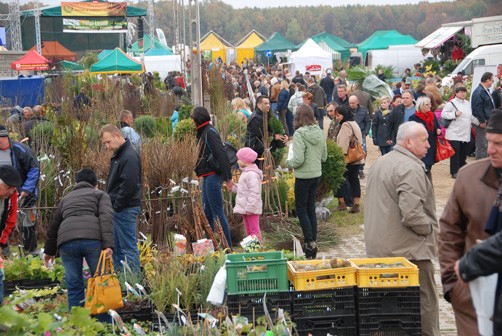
[442,44,502,87]
[366,45,424,77]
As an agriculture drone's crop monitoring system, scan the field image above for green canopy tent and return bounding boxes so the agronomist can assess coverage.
[130,34,173,56]
[90,48,144,74]
[59,60,84,72]
[357,30,417,59]
[311,32,353,61]
[254,32,297,62]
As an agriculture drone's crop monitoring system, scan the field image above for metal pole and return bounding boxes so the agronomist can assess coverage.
[181,0,186,77]
[189,0,202,106]
[34,1,42,54]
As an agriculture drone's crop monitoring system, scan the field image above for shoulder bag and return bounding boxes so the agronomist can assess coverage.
[435,137,455,162]
[205,128,238,172]
[84,250,124,315]
[345,122,366,164]
[439,101,458,128]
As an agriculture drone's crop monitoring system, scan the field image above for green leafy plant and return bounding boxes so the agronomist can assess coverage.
[178,104,193,121]
[174,118,196,141]
[318,140,347,200]
[134,115,157,139]
[3,255,64,282]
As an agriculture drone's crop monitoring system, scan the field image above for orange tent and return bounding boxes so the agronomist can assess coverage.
[30,41,77,62]
[11,50,50,71]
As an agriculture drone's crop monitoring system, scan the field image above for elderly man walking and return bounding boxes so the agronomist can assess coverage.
[364,121,440,336]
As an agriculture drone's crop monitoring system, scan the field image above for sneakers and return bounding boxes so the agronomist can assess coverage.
[335,205,347,211]
[349,205,360,213]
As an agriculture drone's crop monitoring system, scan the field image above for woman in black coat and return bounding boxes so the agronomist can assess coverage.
[371,96,393,155]
[408,96,441,171]
[192,106,234,247]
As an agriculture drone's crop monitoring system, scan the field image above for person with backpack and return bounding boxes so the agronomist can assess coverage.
[192,107,234,248]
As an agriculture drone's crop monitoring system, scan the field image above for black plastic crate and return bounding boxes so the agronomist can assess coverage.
[294,314,357,336]
[4,279,60,296]
[358,314,421,336]
[117,303,154,322]
[227,292,292,321]
[291,287,356,318]
[357,286,420,316]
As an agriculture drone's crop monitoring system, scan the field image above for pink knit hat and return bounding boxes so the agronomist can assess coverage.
[237,147,258,164]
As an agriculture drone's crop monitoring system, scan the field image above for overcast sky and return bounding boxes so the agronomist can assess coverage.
[219,0,453,8]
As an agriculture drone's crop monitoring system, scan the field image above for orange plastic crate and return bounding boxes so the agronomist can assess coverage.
[288,259,356,291]
[349,257,419,288]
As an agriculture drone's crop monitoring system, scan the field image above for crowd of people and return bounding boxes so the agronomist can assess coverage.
[1,57,502,334]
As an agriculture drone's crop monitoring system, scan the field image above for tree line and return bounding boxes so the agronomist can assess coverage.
[1,0,501,49]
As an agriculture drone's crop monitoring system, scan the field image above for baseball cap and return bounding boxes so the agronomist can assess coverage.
[0,165,22,187]
[405,78,412,85]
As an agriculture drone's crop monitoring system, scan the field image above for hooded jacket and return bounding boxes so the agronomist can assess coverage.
[232,164,263,215]
[286,124,327,179]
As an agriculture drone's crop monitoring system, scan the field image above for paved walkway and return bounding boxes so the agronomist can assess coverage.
[320,224,457,335]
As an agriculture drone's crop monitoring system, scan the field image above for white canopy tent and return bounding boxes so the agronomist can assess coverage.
[132,55,182,80]
[290,39,332,76]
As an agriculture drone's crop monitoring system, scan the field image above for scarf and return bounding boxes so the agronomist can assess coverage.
[485,169,502,235]
[414,110,435,132]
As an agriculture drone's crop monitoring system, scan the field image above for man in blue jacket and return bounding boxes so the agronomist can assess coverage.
[0,125,39,256]
[100,124,142,274]
[471,72,496,159]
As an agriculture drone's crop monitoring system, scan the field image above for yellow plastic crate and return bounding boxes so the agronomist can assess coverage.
[287,259,357,291]
[349,257,419,288]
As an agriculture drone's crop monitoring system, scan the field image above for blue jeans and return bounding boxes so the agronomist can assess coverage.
[113,206,141,274]
[379,145,392,155]
[359,137,367,172]
[59,239,102,309]
[202,174,232,247]
[286,110,294,136]
[294,177,320,243]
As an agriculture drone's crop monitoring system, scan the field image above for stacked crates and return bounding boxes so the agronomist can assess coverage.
[350,257,421,335]
[288,259,358,335]
[225,251,291,321]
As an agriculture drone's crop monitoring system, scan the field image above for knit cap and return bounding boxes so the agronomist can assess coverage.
[237,147,258,164]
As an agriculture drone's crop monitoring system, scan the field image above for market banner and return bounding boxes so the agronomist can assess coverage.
[61,2,126,17]
[63,18,128,33]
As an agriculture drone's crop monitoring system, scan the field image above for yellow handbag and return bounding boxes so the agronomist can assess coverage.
[84,250,124,315]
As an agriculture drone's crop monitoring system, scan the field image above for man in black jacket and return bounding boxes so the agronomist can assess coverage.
[349,95,371,178]
[471,72,495,159]
[386,91,416,146]
[307,77,327,129]
[100,124,142,273]
[245,96,287,166]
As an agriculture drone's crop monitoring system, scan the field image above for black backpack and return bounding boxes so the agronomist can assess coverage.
[205,128,238,172]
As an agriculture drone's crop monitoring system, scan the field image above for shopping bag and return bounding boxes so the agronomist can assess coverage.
[469,274,498,336]
[85,250,124,315]
[435,138,455,162]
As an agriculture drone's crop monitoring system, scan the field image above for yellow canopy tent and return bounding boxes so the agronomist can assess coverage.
[200,30,233,64]
[235,30,266,65]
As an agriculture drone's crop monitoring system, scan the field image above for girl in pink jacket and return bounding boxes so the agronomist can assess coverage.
[232,147,263,243]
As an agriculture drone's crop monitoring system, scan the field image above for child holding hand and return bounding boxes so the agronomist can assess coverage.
[232,147,263,243]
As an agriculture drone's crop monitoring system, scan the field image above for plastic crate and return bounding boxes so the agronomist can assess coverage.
[291,287,356,318]
[227,292,292,321]
[288,260,356,290]
[225,251,288,295]
[349,257,419,288]
[358,314,421,336]
[357,287,421,316]
[294,314,357,336]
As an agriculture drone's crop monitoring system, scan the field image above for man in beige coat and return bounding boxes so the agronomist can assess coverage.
[364,121,440,336]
